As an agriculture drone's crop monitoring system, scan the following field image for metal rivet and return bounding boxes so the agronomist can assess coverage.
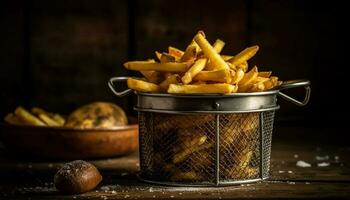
[213,102,220,110]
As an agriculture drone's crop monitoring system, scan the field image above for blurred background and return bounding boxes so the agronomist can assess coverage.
[0,0,347,130]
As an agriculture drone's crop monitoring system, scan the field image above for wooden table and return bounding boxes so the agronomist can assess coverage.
[0,125,349,199]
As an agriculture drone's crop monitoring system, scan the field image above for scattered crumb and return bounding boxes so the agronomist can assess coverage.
[315,155,329,161]
[317,162,330,167]
[335,156,340,162]
[305,182,310,184]
[288,181,296,185]
[111,191,116,194]
[121,172,128,176]
[179,192,183,195]
[170,195,174,198]
[294,154,299,158]
[288,171,293,174]
[73,196,76,199]
[149,187,154,192]
[281,161,285,164]
[296,160,311,167]
[48,163,53,168]
[136,163,140,167]
[124,194,130,198]
[101,195,108,200]
[152,195,156,198]
[278,170,285,173]
[28,165,32,169]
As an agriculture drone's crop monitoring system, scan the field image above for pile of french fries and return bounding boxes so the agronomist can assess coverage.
[4,107,65,127]
[124,31,282,94]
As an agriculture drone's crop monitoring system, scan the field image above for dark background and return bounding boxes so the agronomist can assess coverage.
[0,0,347,129]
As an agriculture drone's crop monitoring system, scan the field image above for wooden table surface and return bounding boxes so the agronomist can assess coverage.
[0,125,349,199]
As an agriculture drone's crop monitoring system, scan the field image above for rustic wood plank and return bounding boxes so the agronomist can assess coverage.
[1,126,349,199]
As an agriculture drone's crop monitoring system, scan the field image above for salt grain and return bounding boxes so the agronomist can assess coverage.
[315,155,329,161]
[335,156,340,161]
[296,160,311,167]
[317,162,330,167]
[121,172,128,176]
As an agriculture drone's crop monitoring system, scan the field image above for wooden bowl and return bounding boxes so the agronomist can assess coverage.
[0,123,138,160]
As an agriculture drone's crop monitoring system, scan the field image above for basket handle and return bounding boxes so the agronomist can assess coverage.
[278,79,311,106]
[108,77,133,97]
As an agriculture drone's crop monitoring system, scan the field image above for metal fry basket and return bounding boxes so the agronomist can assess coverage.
[109,77,310,186]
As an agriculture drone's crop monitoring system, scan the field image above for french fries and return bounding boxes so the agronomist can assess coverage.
[4,106,67,127]
[159,74,181,91]
[193,32,229,70]
[213,39,225,53]
[227,45,259,67]
[122,31,282,94]
[181,58,207,84]
[15,106,46,126]
[124,61,189,72]
[168,83,237,94]
[127,78,161,93]
[193,69,231,83]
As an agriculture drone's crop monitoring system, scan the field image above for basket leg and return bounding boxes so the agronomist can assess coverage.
[259,112,264,179]
[215,114,220,186]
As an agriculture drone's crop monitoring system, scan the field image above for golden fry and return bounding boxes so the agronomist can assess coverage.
[15,106,46,126]
[258,71,272,78]
[228,45,259,67]
[4,113,25,125]
[253,76,269,83]
[127,78,161,93]
[238,66,259,92]
[263,76,279,90]
[231,68,245,84]
[155,51,162,61]
[173,135,207,163]
[159,74,181,91]
[168,46,184,60]
[213,39,225,53]
[160,53,176,63]
[168,83,237,94]
[124,61,189,72]
[193,69,231,83]
[181,58,207,84]
[221,55,233,61]
[193,32,229,70]
[180,44,197,62]
[38,114,60,126]
[140,70,162,84]
[250,82,265,92]
[237,61,248,72]
[52,114,65,126]
[31,107,65,126]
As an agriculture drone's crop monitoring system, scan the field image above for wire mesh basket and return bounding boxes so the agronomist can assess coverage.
[109,77,310,186]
